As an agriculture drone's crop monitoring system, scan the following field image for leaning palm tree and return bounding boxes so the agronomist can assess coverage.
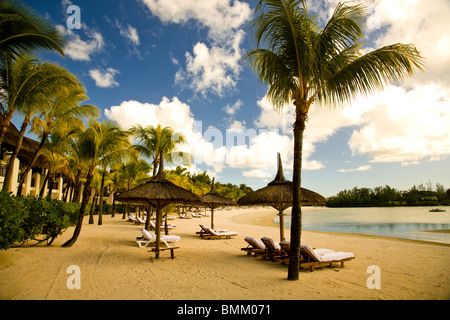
[1,55,83,192]
[16,83,98,196]
[129,124,189,177]
[0,0,65,60]
[62,119,134,247]
[244,0,425,280]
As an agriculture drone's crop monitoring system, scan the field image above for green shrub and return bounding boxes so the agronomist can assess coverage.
[0,190,28,250]
[0,191,81,250]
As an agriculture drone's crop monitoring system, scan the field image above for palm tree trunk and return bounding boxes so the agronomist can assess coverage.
[17,133,48,196]
[39,170,50,198]
[287,109,306,281]
[47,175,54,200]
[89,192,98,224]
[0,111,15,148]
[2,117,29,192]
[111,192,116,218]
[98,169,106,225]
[62,168,94,247]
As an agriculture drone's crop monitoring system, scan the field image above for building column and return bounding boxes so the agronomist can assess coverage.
[56,176,63,200]
[23,168,33,196]
[31,172,41,197]
[10,157,20,196]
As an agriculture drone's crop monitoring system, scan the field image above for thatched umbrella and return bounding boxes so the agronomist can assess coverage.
[200,178,236,229]
[116,153,202,258]
[237,153,326,241]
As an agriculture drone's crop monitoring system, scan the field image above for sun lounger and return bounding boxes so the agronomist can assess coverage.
[279,241,351,271]
[241,237,266,256]
[300,244,354,271]
[136,229,180,247]
[191,212,203,218]
[149,220,175,230]
[134,217,146,225]
[261,237,285,262]
[202,227,237,239]
[127,215,137,222]
[196,224,228,237]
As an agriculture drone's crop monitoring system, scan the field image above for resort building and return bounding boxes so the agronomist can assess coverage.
[0,123,110,203]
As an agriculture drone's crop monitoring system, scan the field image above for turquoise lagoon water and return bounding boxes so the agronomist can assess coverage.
[274,206,450,244]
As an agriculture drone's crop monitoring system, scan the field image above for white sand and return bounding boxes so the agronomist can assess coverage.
[0,207,449,300]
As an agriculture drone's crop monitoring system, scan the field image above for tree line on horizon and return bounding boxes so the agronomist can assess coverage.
[326,183,450,207]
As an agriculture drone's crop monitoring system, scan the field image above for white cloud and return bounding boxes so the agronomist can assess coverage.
[139,0,251,42]
[338,165,372,173]
[89,68,120,88]
[56,25,104,61]
[368,0,450,88]
[348,84,450,164]
[104,96,317,179]
[140,0,251,97]
[223,100,242,115]
[175,31,244,97]
[117,23,140,45]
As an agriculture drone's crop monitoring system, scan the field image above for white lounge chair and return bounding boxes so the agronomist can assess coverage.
[202,227,238,239]
[241,237,266,255]
[300,245,354,271]
[136,229,180,248]
[149,220,175,230]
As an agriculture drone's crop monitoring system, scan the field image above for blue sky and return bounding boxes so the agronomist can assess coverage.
[15,0,450,197]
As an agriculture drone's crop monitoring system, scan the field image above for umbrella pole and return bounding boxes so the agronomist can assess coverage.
[279,210,285,242]
[155,206,161,259]
[211,207,214,230]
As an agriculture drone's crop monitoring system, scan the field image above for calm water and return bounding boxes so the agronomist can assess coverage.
[275,206,450,244]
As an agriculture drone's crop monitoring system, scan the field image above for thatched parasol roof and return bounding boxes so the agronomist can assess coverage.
[237,153,326,207]
[200,178,236,229]
[237,153,326,241]
[116,153,202,258]
[200,178,236,207]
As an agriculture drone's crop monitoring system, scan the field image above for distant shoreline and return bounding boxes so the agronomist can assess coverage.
[232,206,450,247]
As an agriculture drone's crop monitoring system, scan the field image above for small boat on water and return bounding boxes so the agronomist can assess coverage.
[429,208,446,212]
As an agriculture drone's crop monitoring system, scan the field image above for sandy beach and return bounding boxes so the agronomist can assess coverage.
[0,207,449,300]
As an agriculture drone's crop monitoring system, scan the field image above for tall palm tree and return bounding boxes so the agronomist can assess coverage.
[0,0,65,60]
[16,83,98,196]
[1,56,82,192]
[244,0,425,280]
[129,124,189,177]
[62,119,133,247]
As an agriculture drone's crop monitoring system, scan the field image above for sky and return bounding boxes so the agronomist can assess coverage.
[14,0,450,197]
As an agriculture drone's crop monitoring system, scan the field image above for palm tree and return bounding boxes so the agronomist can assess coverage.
[62,119,133,247]
[0,0,65,60]
[1,56,82,192]
[129,124,189,177]
[15,81,98,196]
[244,0,425,280]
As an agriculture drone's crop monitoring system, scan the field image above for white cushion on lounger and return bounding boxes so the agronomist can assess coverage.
[245,237,265,250]
[319,251,354,262]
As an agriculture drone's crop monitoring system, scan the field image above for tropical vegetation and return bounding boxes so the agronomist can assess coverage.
[0,190,80,250]
[244,0,425,280]
[326,184,450,207]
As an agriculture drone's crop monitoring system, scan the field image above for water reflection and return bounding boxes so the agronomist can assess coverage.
[274,206,450,244]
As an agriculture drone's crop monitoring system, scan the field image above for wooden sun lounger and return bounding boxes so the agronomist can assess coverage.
[202,227,238,239]
[196,224,229,238]
[299,245,354,271]
[241,237,266,256]
[280,241,354,271]
[261,237,286,262]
